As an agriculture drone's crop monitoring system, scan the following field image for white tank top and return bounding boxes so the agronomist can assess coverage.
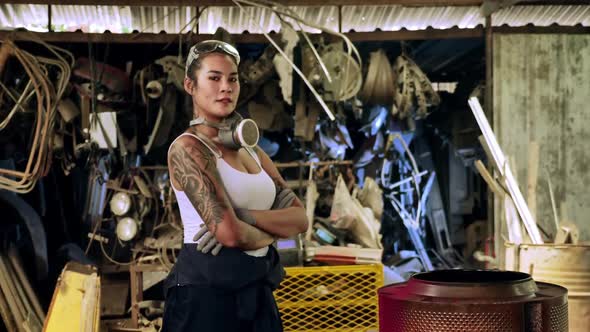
[168,133,276,257]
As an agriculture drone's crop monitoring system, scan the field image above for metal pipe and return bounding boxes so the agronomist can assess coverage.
[485,14,496,255]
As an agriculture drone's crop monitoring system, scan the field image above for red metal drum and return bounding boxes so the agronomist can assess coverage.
[378,270,568,332]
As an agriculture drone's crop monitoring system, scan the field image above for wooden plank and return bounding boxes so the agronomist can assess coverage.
[344,28,483,41]
[129,265,141,329]
[526,141,539,220]
[127,264,167,328]
[546,172,559,231]
[504,195,523,244]
[469,97,543,244]
[1,26,586,44]
[474,160,504,197]
[7,249,44,325]
[0,256,26,328]
[494,25,590,35]
[0,27,484,44]
[0,257,17,332]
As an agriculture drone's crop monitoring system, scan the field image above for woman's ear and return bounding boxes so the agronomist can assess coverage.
[184,77,194,95]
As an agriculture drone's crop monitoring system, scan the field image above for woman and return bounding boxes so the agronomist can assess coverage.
[163,40,308,332]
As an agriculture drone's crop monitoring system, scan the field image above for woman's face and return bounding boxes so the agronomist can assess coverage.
[184,53,240,122]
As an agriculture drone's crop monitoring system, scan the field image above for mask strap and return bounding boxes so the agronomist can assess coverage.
[189,117,206,127]
[189,116,229,129]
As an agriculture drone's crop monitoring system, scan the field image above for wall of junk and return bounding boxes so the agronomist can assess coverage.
[0,30,489,328]
[493,33,590,243]
[1,2,589,329]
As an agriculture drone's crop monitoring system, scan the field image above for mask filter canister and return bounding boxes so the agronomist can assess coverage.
[190,114,259,150]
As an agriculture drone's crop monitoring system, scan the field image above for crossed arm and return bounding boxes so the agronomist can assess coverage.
[168,136,275,250]
[248,148,309,239]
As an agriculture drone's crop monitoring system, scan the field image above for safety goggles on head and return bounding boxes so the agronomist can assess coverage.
[185,40,241,76]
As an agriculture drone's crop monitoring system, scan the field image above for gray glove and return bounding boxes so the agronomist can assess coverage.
[193,224,223,256]
[235,208,256,226]
[272,188,297,210]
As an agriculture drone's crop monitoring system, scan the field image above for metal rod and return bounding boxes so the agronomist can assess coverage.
[7,248,45,322]
[338,5,342,33]
[196,6,200,35]
[484,14,496,253]
[275,160,353,169]
[386,170,428,190]
[48,5,52,32]
[137,159,353,171]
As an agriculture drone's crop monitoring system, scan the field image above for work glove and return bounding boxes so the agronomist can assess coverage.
[192,208,257,255]
[193,224,223,256]
[235,208,256,226]
[272,188,297,210]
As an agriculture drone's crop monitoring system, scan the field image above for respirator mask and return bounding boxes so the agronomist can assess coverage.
[189,112,259,150]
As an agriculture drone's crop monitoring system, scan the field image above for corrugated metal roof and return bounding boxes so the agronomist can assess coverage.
[0,4,588,34]
[342,5,482,31]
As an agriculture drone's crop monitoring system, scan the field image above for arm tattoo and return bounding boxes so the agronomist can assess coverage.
[170,142,227,233]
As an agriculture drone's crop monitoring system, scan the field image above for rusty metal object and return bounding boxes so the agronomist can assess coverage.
[506,243,590,332]
[101,276,129,316]
[0,190,48,279]
[0,42,13,77]
[379,270,568,332]
[0,251,45,332]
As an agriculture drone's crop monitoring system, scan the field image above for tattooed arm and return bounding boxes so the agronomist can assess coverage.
[168,136,275,249]
[246,148,309,239]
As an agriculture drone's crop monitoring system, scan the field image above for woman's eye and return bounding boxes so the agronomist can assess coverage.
[230,77,239,83]
[209,76,220,81]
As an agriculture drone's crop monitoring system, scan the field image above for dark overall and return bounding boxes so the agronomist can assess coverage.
[161,243,285,332]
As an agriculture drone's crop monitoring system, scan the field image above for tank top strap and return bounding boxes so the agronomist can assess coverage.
[244,146,261,168]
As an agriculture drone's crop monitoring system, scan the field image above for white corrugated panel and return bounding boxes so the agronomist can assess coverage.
[341,5,482,31]
[0,4,588,33]
[493,5,590,27]
[51,5,133,32]
[199,6,339,34]
[0,4,48,32]
[129,6,197,33]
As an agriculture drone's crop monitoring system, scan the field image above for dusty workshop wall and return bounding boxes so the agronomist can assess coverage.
[493,33,590,242]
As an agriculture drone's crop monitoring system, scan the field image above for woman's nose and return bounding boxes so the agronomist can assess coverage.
[220,79,232,92]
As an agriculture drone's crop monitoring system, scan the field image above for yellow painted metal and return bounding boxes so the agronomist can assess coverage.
[43,262,101,332]
[505,243,590,332]
[274,264,383,332]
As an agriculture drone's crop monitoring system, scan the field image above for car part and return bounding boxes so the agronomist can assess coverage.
[379,269,568,332]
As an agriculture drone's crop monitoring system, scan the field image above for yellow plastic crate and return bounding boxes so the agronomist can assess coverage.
[274,264,383,332]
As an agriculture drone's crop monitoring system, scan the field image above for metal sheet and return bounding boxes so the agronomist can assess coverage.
[379,269,568,332]
[515,244,590,332]
[0,191,48,280]
[493,34,590,242]
[0,4,588,33]
[44,262,101,332]
[100,277,129,316]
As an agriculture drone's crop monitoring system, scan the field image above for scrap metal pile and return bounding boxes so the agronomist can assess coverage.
[0,20,485,332]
